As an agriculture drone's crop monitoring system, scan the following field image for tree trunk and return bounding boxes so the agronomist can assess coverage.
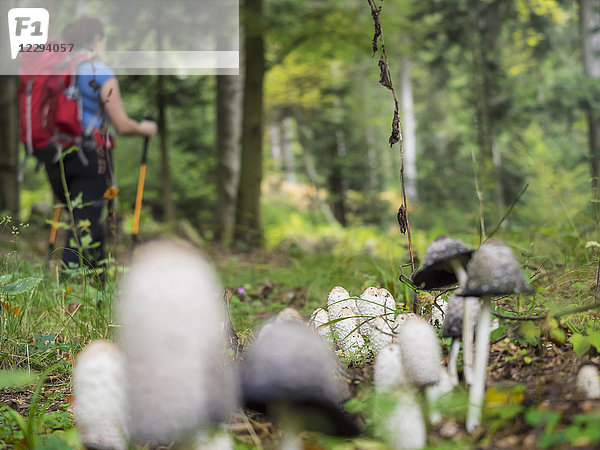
[400,58,418,201]
[157,75,176,222]
[235,0,265,247]
[580,0,600,207]
[269,122,282,172]
[296,122,337,224]
[215,74,242,244]
[474,3,505,213]
[0,76,19,217]
[328,139,347,227]
[281,117,297,184]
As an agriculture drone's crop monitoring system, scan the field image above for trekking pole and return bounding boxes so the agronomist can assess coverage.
[46,204,62,273]
[132,119,152,251]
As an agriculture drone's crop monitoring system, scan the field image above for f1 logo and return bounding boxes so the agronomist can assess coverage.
[7,8,49,59]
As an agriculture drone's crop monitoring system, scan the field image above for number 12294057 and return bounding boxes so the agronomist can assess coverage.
[19,43,74,53]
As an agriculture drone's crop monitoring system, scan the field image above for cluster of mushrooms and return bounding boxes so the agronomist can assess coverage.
[310,285,406,357]
[412,235,533,432]
[73,240,361,450]
[72,236,599,449]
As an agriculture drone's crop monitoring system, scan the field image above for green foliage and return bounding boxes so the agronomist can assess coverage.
[0,365,72,448]
[569,327,600,356]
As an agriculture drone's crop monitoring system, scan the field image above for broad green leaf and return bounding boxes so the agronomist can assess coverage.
[0,277,41,295]
[0,370,36,388]
[587,330,600,353]
[570,333,591,356]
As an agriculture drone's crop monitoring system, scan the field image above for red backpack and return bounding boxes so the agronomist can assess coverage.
[17,42,89,179]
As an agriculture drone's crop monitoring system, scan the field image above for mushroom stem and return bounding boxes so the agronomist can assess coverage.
[462,299,474,385]
[450,262,468,287]
[466,297,491,433]
[447,339,460,387]
[450,261,474,386]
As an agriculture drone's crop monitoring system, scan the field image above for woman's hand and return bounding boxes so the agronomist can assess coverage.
[139,120,158,137]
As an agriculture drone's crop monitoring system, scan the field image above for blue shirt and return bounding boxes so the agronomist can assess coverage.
[77,61,115,132]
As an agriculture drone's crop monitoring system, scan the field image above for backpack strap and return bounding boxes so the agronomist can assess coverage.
[85,109,103,137]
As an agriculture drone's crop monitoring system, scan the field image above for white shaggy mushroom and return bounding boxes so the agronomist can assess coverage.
[327,286,357,322]
[331,306,367,357]
[373,343,406,391]
[193,427,234,450]
[397,318,442,388]
[427,298,448,329]
[576,365,600,399]
[119,240,238,445]
[368,317,395,355]
[73,340,128,450]
[257,307,305,339]
[356,287,395,334]
[380,391,427,450]
[392,312,417,335]
[309,307,333,343]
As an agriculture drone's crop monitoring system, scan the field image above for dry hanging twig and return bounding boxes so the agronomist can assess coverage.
[367,0,417,310]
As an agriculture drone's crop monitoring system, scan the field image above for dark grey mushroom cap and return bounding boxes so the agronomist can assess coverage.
[240,321,360,437]
[412,236,473,290]
[441,295,480,338]
[458,241,533,297]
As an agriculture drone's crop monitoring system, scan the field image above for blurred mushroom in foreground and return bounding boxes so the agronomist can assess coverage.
[241,321,360,448]
[73,340,128,450]
[576,365,600,400]
[119,240,238,445]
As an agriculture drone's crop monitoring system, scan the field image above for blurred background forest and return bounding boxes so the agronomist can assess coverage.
[0,0,599,267]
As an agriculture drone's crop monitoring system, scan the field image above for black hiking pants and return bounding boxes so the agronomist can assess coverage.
[36,144,108,272]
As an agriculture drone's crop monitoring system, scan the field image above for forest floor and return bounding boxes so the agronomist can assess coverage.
[1,223,600,449]
[0,332,597,449]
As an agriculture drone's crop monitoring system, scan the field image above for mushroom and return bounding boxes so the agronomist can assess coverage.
[309,307,333,343]
[119,240,238,445]
[73,340,128,450]
[380,391,427,450]
[396,317,442,440]
[240,321,360,446]
[397,317,442,388]
[441,295,480,386]
[331,306,368,358]
[374,343,405,391]
[412,235,475,384]
[193,426,234,450]
[368,316,396,355]
[428,297,448,329]
[372,344,425,449]
[327,286,357,320]
[257,307,304,339]
[357,287,395,333]
[393,312,418,336]
[576,365,600,399]
[350,287,396,354]
[412,235,473,290]
[458,240,532,433]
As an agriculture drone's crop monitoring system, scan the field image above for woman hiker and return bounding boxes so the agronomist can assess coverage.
[38,17,157,283]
